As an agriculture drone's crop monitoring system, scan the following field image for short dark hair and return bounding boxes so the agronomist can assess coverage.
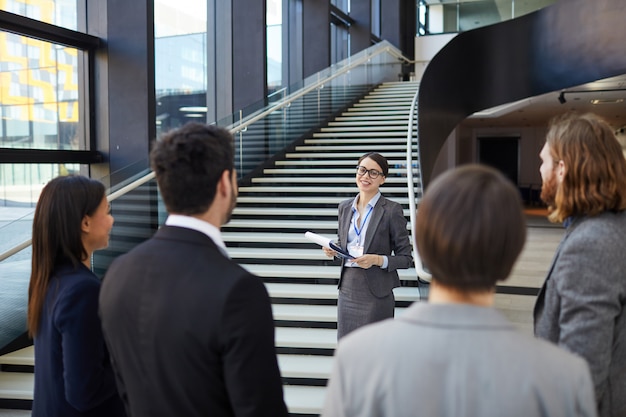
[358,152,388,177]
[546,112,626,222]
[416,164,526,291]
[151,123,235,215]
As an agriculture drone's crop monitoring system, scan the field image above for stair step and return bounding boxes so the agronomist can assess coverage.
[298,144,414,151]
[0,346,33,367]
[224,219,339,229]
[241,264,418,281]
[283,385,326,415]
[304,138,413,145]
[310,132,408,139]
[278,354,333,380]
[276,327,336,349]
[238,186,415,194]
[0,372,33,401]
[265,283,420,302]
[262,168,415,175]
[231,207,412,217]
[286,152,408,159]
[237,196,412,204]
[320,126,409,132]
[250,177,413,184]
[275,159,415,166]
[272,304,407,322]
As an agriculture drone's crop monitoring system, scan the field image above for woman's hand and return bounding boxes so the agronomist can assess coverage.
[323,246,337,258]
[352,254,382,269]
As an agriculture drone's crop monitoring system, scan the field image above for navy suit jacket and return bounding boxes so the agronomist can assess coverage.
[99,226,288,417]
[33,263,125,417]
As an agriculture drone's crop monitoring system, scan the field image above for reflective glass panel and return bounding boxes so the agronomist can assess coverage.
[267,0,282,95]
[0,30,83,150]
[154,0,208,135]
[0,0,78,30]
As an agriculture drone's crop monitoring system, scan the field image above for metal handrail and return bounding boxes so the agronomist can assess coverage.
[0,41,413,263]
[406,87,432,282]
[230,42,411,135]
[0,172,157,262]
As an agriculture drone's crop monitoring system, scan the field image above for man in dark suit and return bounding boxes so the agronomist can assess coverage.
[99,123,288,417]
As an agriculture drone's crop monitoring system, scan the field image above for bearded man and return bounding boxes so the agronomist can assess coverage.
[99,123,288,417]
[534,112,626,417]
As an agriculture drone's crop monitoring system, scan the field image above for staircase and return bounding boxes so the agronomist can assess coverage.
[224,81,422,414]
[0,81,423,415]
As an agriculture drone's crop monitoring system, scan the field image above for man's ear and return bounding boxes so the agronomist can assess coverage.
[217,170,231,196]
[557,160,566,182]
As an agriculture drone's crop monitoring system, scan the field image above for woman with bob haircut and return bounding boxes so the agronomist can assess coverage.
[28,175,125,417]
[322,164,596,417]
[323,152,412,339]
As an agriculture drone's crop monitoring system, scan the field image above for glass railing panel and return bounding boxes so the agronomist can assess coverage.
[91,161,163,278]
[0,247,30,350]
[216,41,404,180]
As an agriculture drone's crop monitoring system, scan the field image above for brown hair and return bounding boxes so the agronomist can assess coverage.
[358,152,388,177]
[416,164,526,291]
[28,175,105,337]
[546,112,626,222]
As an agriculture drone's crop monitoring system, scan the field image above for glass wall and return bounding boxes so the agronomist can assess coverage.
[0,31,82,152]
[0,1,92,206]
[1,0,77,29]
[154,0,208,135]
[417,0,558,35]
[267,0,282,96]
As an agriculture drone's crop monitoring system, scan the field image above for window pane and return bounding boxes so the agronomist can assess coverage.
[0,30,83,150]
[154,0,208,134]
[0,0,78,31]
[267,0,282,95]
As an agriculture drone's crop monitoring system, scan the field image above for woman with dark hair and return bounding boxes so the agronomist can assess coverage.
[323,152,412,339]
[28,175,125,417]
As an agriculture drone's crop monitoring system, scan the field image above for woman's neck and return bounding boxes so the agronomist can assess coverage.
[358,191,376,211]
[428,280,495,307]
[82,253,92,269]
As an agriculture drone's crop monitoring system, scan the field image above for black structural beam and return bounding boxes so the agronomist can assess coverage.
[0,149,103,164]
[417,0,626,186]
[0,10,100,50]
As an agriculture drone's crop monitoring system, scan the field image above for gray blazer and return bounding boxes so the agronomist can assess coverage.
[323,303,597,417]
[534,211,626,417]
[337,195,412,297]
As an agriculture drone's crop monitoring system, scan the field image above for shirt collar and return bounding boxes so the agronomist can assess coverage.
[165,214,227,252]
[351,192,382,212]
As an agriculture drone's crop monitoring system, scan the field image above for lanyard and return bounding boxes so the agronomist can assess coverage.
[353,205,373,242]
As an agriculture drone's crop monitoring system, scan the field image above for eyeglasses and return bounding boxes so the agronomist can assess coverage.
[356,165,383,179]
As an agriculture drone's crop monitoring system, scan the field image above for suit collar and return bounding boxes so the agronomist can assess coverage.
[362,196,386,251]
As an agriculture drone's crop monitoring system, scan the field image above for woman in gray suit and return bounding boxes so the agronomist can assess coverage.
[323,152,412,339]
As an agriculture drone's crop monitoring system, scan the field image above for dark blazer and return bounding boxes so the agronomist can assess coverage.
[534,211,626,417]
[337,195,413,297]
[33,263,126,417]
[99,226,288,417]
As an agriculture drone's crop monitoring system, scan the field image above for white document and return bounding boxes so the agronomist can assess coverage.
[305,231,354,259]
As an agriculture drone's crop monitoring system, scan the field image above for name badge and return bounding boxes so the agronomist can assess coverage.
[349,244,364,258]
